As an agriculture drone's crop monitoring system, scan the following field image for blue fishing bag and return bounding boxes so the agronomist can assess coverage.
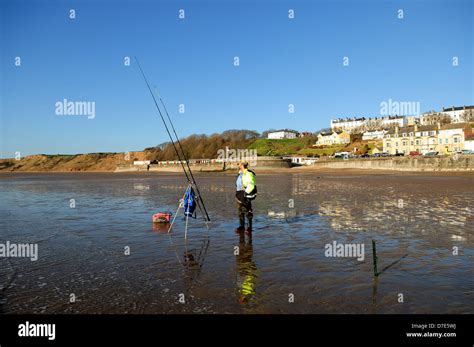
[184,186,197,218]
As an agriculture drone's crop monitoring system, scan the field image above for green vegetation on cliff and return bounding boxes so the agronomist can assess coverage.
[148,130,260,161]
[248,137,318,156]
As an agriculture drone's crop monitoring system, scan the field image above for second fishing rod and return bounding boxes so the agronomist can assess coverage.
[135,57,211,223]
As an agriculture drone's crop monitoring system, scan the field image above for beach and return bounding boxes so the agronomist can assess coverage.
[0,171,472,314]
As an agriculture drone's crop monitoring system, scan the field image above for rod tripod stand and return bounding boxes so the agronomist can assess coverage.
[168,183,209,239]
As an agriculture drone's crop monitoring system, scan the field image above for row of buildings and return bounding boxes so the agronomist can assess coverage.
[330,115,406,132]
[383,123,474,155]
[330,105,474,133]
[266,105,474,155]
[267,129,299,139]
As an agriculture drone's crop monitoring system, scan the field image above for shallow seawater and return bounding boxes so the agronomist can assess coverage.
[0,172,472,314]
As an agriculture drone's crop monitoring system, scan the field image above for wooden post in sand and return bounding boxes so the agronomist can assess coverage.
[372,239,378,276]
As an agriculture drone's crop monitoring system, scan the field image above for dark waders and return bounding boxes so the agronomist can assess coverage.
[236,191,253,231]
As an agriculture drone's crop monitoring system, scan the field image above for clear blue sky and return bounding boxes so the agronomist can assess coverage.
[1,0,472,157]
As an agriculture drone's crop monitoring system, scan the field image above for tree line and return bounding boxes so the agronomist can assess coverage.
[145,129,261,161]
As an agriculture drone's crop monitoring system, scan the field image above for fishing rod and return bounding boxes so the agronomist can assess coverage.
[153,88,211,225]
[151,86,211,226]
[152,87,189,179]
[135,58,191,185]
[135,57,211,223]
[155,88,211,223]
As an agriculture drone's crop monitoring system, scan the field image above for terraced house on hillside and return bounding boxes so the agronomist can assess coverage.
[316,131,351,146]
[383,123,472,155]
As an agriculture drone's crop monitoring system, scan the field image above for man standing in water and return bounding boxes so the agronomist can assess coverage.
[235,161,256,234]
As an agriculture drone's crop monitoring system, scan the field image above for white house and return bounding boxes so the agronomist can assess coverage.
[380,116,407,128]
[441,105,474,123]
[362,129,388,141]
[316,131,351,146]
[330,117,366,132]
[465,134,474,151]
[331,116,406,133]
[267,130,298,139]
[437,123,470,153]
[419,106,474,125]
[133,160,151,166]
[284,156,318,165]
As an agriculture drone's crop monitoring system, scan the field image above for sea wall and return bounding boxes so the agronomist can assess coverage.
[313,155,474,172]
[229,156,292,169]
[114,156,292,172]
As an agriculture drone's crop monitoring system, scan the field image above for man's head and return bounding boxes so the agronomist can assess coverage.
[239,161,248,171]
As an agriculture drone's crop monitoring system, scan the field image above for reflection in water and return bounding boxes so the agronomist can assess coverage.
[236,231,257,305]
[0,258,17,314]
[168,234,211,292]
[267,210,296,219]
[133,183,150,191]
[371,276,379,314]
[152,223,170,233]
[318,195,470,237]
[370,251,408,314]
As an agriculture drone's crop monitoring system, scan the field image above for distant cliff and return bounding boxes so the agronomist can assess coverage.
[0,152,148,172]
[0,129,268,172]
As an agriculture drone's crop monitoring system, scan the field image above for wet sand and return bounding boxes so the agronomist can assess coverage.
[0,172,472,314]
